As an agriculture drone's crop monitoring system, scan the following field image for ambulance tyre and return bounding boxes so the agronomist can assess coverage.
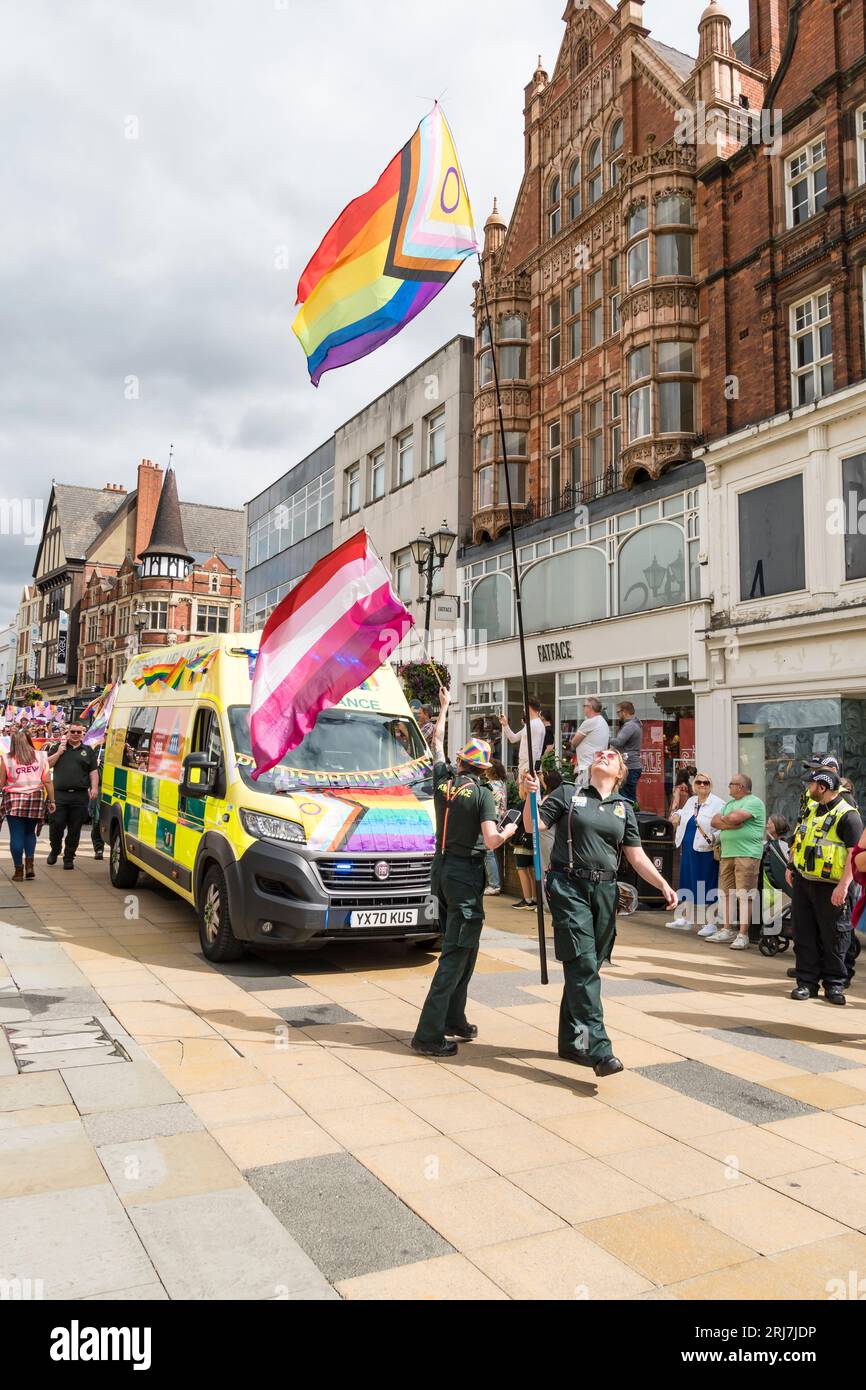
[198,864,246,963]
[109,827,139,890]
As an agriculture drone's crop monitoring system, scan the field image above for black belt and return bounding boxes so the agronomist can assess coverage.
[551,866,616,884]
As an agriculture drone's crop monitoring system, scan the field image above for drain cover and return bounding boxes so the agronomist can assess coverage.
[2,1016,131,1072]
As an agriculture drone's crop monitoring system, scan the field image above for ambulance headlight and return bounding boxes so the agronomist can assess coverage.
[240,810,306,845]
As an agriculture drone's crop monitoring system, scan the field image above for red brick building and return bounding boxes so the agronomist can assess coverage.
[472,0,703,544]
[74,461,244,696]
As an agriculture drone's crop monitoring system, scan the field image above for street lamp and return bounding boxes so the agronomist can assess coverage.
[133,604,148,653]
[410,520,457,642]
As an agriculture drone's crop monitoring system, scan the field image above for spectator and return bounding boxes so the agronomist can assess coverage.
[668,768,694,818]
[569,698,611,789]
[668,772,724,931]
[0,729,55,881]
[483,758,508,897]
[511,801,537,911]
[541,710,555,752]
[500,698,546,796]
[610,701,643,803]
[707,773,767,949]
[418,705,434,743]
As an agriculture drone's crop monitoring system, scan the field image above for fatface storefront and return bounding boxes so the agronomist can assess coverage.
[458,477,708,814]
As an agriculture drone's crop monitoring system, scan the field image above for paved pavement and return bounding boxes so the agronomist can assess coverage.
[3,837,866,1301]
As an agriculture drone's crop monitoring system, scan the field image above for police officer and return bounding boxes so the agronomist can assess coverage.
[525,748,677,1077]
[412,687,518,1058]
[787,768,863,1005]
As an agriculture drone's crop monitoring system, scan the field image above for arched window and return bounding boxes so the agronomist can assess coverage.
[472,574,513,642]
[575,39,589,74]
[548,176,562,237]
[587,139,603,205]
[523,548,607,633]
[567,157,581,220]
[609,119,624,186]
[618,524,687,615]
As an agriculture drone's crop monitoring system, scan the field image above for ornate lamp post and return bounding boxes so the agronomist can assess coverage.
[409,520,457,643]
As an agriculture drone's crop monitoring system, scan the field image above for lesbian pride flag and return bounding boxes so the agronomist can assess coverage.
[250,531,414,777]
[292,105,477,386]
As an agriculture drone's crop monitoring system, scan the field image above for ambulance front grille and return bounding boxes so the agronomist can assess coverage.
[317,857,434,894]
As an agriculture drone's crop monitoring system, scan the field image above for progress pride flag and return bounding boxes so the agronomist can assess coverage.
[250,530,414,778]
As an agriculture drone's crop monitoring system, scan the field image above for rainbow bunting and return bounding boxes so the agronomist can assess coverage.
[292,105,477,387]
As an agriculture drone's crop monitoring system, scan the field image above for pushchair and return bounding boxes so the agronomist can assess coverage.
[755,837,794,957]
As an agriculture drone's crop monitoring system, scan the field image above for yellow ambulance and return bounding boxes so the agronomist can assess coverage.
[99,635,440,960]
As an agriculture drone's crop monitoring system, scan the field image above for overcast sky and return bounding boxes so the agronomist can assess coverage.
[0,0,749,625]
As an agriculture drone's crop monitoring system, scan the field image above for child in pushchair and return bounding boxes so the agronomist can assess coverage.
[755,815,794,957]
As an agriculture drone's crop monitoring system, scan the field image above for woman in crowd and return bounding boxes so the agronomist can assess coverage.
[484,759,508,897]
[668,771,724,931]
[0,728,55,881]
[668,767,694,818]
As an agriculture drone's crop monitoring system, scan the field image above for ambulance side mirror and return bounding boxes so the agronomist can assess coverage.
[179,752,219,801]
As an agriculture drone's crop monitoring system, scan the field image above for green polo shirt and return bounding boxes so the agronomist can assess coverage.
[719,794,766,859]
[432,761,496,859]
[540,782,641,874]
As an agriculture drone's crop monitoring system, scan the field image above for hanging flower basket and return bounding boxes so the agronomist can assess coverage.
[396,661,450,708]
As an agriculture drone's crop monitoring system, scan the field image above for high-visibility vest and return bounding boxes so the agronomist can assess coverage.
[791,797,855,883]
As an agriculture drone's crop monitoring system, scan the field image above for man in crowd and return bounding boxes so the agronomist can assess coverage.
[707,772,766,949]
[45,723,100,869]
[500,697,546,795]
[570,698,611,789]
[610,701,643,803]
[788,767,863,1005]
[417,705,435,744]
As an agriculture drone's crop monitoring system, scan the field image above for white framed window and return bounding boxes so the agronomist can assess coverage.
[609,118,624,186]
[610,292,621,334]
[197,602,230,634]
[477,466,494,510]
[479,349,494,387]
[548,176,562,237]
[786,136,828,227]
[548,299,561,372]
[610,391,622,471]
[427,409,446,470]
[393,548,412,602]
[142,601,168,631]
[858,106,866,186]
[569,409,582,486]
[790,288,833,405]
[628,386,652,441]
[370,448,385,500]
[548,421,562,501]
[656,194,693,226]
[586,139,602,205]
[657,231,693,277]
[396,430,414,486]
[628,345,651,383]
[86,614,98,644]
[345,462,361,515]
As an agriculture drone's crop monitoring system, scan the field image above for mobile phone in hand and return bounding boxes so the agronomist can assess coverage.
[498,808,523,832]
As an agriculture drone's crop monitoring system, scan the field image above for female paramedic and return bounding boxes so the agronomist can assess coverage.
[524,748,678,1077]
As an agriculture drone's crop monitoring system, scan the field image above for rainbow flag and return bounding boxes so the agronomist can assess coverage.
[293,105,477,386]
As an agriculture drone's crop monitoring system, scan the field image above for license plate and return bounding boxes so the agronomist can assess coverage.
[349,909,419,928]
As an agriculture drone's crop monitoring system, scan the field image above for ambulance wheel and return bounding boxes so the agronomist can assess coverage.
[759,940,777,958]
[109,827,139,890]
[198,864,246,963]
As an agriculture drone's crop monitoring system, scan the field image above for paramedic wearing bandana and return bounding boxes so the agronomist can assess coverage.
[524,749,678,1077]
[412,687,518,1058]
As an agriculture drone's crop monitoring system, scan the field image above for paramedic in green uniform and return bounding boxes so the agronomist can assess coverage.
[412,688,518,1058]
[524,748,678,1077]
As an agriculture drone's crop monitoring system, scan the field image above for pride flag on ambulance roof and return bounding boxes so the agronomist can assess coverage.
[292,105,477,386]
[249,531,414,777]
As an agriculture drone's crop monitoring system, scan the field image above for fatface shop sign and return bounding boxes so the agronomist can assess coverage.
[537,640,572,664]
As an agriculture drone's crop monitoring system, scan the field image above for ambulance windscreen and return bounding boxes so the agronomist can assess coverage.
[228,706,432,793]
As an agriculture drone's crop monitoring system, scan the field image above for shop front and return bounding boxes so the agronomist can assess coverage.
[737,696,866,824]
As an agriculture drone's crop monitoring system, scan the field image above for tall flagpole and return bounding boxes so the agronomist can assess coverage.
[476,252,548,986]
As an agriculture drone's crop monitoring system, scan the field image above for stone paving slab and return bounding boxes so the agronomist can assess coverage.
[274,1004,362,1028]
[83,1102,204,1147]
[0,1183,156,1299]
[468,971,542,1009]
[636,1060,820,1125]
[246,1151,453,1283]
[128,1186,338,1299]
[705,1025,859,1075]
[0,985,108,1023]
[61,1060,181,1114]
[602,976,689,997]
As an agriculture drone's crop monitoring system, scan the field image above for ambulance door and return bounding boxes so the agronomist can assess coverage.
[177,706,227,856]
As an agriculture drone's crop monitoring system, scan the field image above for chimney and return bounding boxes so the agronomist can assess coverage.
[103,482,126,492]
[134,458,164,561]
[748,0,789,79]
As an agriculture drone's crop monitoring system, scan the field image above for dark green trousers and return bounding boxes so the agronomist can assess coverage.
[413,855,485,1045]
[548,873,617,1062]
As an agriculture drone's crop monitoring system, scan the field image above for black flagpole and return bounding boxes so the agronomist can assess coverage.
[476,252,548,985]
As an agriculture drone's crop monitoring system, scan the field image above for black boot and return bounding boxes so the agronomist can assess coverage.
[594,1056,624,1077]
[824,988,846,1006]
[46,850,58,866]
[411,1039,458,1058]
[445,1023,478,1041]
[790,984,818,1000]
